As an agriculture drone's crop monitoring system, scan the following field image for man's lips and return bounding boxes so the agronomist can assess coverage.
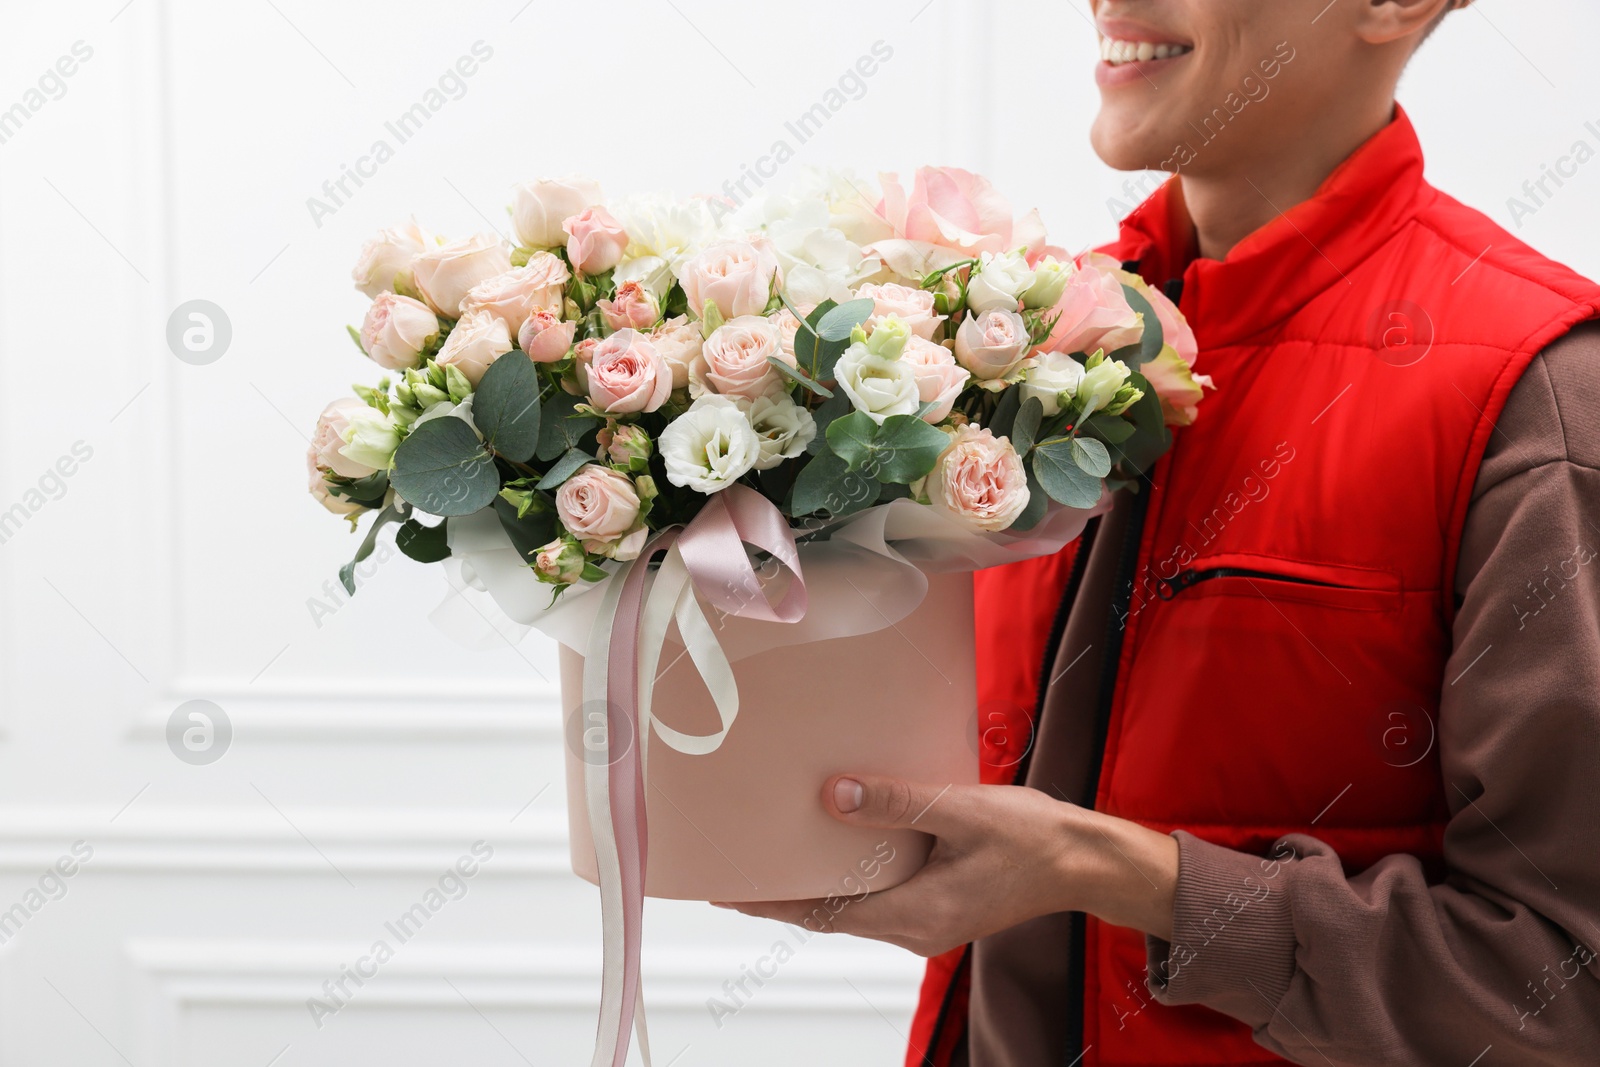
[1094,29,1195,88]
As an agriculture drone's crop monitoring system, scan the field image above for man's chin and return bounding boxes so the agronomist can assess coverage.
[1089,118,1176,175]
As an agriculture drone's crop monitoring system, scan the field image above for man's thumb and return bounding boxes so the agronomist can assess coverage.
[823,775,958,832]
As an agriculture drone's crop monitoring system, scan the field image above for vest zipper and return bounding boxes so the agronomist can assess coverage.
[1064,486,1152,1063]
[1156,566,1350,600]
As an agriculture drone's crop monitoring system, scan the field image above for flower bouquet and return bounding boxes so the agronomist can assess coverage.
[309,165,1208,1065]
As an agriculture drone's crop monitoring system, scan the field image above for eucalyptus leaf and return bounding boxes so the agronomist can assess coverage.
[493,495,559,561]
[395,517,451,563]
[390,417,500,517]
[790,450,880,518]
[536,447,594,490]
[1071,436,1112,478]
[1011,396,1044,456]
[1119,284,1165,366]
[806,392,853,455]
[989,382,1023,440]
[1033,438,1104,509]
[1084,412,1138,445]
[767,355,834,398]
[536,391,602,461]
[825,411,948,484]
[473,353,542,462]
[1106,371,1171,476]
[815,298,875,341]
[1007,468,1048,533]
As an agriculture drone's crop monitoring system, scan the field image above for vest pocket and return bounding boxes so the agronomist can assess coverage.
[1152,557,1403,612]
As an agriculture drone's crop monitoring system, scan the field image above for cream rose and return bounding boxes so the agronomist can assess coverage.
[1020,350,1087,417]
[924,424,1030,532]
[518,309,577,363]
[954,308,1030,381]
[460,254,568,334]
[694,316,791,400]
[679,238,782,319]
[649,315,704,390]
[739,394,817,470]
[563,205,630,275]
[511,176,602,249]
[352,219,434,299]
[555,464,646,560]
[412,232,514,317]
[587,329,672,414]
[435,310,514,387]
[833,340,920,425]
[660,394,762,494]
[900,336,970,423]
[306,453,366,515]
[360,292,439,371]
[857,282,945,339]
[1044,264,1143,355]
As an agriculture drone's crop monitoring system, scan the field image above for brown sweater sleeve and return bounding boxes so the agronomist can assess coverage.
[1143,323,1600,1064]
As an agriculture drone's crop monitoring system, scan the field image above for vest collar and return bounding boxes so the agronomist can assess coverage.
[1115,106,1428,349]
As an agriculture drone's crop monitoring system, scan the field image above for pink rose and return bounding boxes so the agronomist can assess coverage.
[308,398,376,479]
[360,292,439,371]
[563,206,629,275]
[954,308,1030,380]
[649,315,703,390]
[412,232,514,317]
[518,309,576,363]
[460,253,569,335]
[435,310,514,386]
[679,238,782,319]
[1045,262,1143,356]
[352,219,434,299]
[857,282,945,340]
[693,316,791,400]
[555,464,646,560]
[587,329,672,414]
[925,424,1029,532]
[770,306,810,362]
[900,336,970,423]
[306,452,366,515]
[875,167,1047,259]
[597,280,661,332]
[511,176,602,249]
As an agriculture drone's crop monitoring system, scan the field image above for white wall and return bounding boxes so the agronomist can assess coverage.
[0,2,1595,1065]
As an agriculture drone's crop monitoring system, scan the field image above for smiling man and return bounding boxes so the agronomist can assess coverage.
[723,0,1600,1064]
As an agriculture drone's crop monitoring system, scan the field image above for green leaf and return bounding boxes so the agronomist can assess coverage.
[395,517,451,563]
[790,450,880,517]
[390,417,500,517]
[767,355,834,398]
[802,297,839,331]
[339,503,406,595]
[492,495,559,560]
[1071,436,1112,478]
[700,299,725,338]
[825,411,949,484]
[1119,284,1165,366]
[1033,438,1104,509]
[806,392,853,455]
[473,353,542,462]
[1106,372,1171,476]
[1007,468,1048,533]
[536,391,602,461]
[989,382,1023,440]
[1011,396,1044,456]
[327,470,390,509]
[347,324,366,354]
[815,298,875,341]
[1084,413,1137,445]
[813,336,852,383]
[536,448,593,490]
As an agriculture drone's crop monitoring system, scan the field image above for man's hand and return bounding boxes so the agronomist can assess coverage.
[718,775,1180,957]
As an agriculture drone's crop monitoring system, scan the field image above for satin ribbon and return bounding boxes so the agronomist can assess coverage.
[582,486,806,1067]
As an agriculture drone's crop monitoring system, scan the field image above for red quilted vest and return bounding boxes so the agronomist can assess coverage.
[909,108,1600,1066]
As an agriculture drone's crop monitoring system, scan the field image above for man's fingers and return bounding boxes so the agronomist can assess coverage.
[823,774,969,836]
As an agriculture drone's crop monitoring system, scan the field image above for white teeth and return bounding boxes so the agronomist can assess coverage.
[1100,37,1192,66]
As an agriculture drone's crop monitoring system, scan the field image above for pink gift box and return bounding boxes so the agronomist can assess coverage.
[561,570,980,902]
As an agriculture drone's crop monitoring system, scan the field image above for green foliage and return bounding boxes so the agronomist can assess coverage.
[473,354,542,462]
[389,417,500,517]
[825,412,949,484]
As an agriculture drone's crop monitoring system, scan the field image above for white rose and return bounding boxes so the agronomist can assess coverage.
[660,394,762,494]
[339,408,401,472]
[965,250,1036,313]
[833,341,920,425]
[1020,350,1087,417]
[739,394,817,470]
[511,176,602,249]
[352,218,435,299]
[412,232,514,317]
[435,310,514,387]
[1077,355,1133,416]
[611,193,719,279]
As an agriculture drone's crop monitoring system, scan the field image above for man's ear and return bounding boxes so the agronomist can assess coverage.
[1356,0,1459,47]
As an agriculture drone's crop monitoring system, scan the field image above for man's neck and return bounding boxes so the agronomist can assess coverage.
[1178,99,1398,262]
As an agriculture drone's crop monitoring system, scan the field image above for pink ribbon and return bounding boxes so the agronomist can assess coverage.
[595,486,805,1067]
